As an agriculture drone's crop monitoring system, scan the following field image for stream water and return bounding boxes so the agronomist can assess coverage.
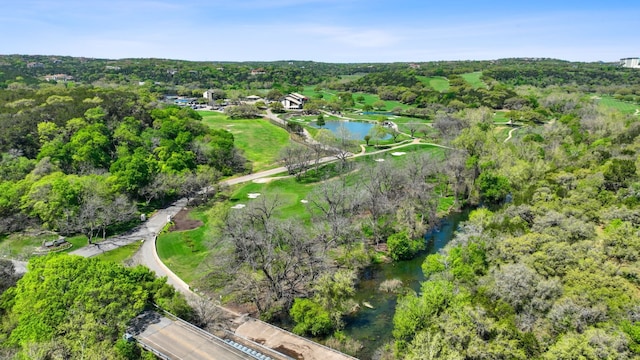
[343,208,471,359]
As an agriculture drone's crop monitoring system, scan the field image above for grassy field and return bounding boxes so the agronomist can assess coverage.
[0,233,87,260]
[353,92,412,111]
[493,110,510,123]
[230,178,315,223]
[597,96,639,115]
[157,144,450,284]
[199,111,291,171]
[302,87,414,112]
[494,126,513,142]
[302,86,337,101]
[156,208,213,283]
[95,241,142,264]
[461,72,487,89]
[417,76,450,92]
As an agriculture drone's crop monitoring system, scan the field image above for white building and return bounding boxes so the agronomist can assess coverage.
[620,58,640,69]
[282,93,308,110]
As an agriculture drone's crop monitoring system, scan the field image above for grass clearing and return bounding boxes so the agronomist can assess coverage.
[200,111,290,171]
[95,241,142,264]
[461,72,487,89]
[417,76,450,92]
[158,143,451,284]
[353,92,412,111]
[302,86,337,101]
[494,126,512,142]
[597,96,639,115]
[157,208,212,283]
[0,233,87,260]
[493,111,510,123]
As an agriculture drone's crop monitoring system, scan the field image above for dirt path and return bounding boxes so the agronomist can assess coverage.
[504,127,518,143]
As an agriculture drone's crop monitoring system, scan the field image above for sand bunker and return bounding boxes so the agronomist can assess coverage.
[391,152,406,156]
[300,199,309,204]
[247,193,261,199]
[374,158,385,162]
[231,204,246,209]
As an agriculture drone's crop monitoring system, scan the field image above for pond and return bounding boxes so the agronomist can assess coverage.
[311,120,390,141]
[342,208,471,359]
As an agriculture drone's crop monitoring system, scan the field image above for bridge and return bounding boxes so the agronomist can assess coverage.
[130,310,292,360]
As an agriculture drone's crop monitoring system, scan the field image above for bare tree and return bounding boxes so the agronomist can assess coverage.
[433,112,468,141]
[220,197,326,314]
[306,180,361,252]
[190,296,222,330]
[279,143,314,179]
[406,123,420,138]
[444,150,471,205]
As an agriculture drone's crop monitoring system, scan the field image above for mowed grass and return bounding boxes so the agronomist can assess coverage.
[0,233,86,260]
[493,111,510,123]
[200,111,290,171]
[229,177,315,223]
[301,87,414,111]
[157,209,212,283]
[158,144,451,284]
[302,86,337,101]
[417,76,450,92]
[353,92,412,111]
[95,241,142,264]
[494,126,512,142]
[597,96,639,115]
[461,72,487,89]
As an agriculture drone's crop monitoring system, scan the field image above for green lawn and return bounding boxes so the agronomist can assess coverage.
[156,208,213,283]
[494,126,512,142]
[301,88,414,112]
[302,86,337,101]
[200,111,291,171]
[95,241,142,264]
[493,111,510,123]
[229,177,315,223]
[417,76,450,92]
[461,72,487,89]
[0,233,86,260]
[157,143,450,285]
[597,96,639,115]
[353,92,412,111]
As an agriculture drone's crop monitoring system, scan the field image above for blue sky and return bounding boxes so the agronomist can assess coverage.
[1,0,638,62]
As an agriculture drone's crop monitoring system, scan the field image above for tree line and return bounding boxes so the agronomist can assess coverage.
[0,86,246,237]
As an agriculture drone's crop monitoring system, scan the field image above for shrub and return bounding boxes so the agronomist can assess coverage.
[387,231,425,261]
[290,298,333,336]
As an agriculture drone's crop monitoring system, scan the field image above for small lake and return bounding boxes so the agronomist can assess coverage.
[311,120,390,141]
[342,208,471,359]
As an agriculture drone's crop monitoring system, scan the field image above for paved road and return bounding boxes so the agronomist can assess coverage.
[10,260,27,274]
[504,127,518,143]
[135,315,253,360]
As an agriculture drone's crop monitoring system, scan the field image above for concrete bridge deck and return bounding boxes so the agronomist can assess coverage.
[131,311,291,360]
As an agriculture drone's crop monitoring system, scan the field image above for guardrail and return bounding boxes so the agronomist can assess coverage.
[153,306,293,360]
[134,338,172,360]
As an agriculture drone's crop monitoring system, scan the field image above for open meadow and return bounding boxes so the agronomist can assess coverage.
[460,71,487,88]
[199,111,291,171]
[156,143,449,285]
[597,95,639,115]
[417,75,450,92]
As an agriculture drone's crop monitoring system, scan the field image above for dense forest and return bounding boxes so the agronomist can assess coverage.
[0,85,246,237]
[0,55,639,359]
[391,94,640,358]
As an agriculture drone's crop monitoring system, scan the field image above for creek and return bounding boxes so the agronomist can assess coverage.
[343,208,471,359]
